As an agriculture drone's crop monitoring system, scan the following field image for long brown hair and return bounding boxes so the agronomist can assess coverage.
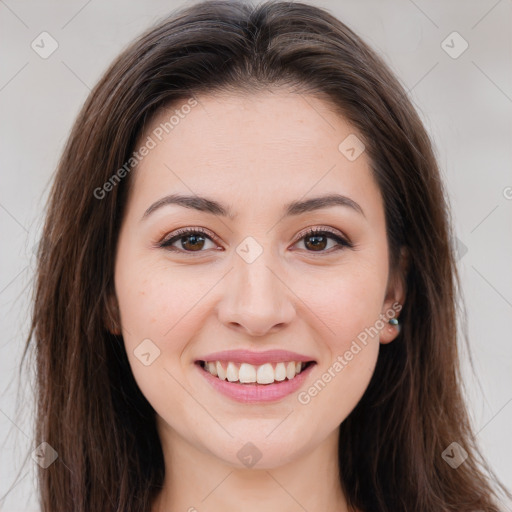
[18,0,509,510]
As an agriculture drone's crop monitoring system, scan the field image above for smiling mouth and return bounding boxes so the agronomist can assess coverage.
[197,360,316,385]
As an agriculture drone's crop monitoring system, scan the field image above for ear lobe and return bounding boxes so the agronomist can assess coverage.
[104,291,121,335]
[380,246,408,344]
[379,318,401,344]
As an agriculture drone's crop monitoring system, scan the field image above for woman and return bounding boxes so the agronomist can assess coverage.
[23,0,509,510]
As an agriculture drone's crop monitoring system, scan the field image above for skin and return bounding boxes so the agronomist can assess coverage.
[113,89,405,512]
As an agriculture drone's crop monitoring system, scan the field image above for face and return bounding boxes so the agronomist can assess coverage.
[113,90,404,469]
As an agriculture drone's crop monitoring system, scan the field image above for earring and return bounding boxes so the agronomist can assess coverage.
[388,317,401,333]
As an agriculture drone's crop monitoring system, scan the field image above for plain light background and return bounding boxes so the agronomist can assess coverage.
[1,0,511,510]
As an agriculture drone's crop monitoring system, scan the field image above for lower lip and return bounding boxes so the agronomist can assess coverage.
[196,362,316,403]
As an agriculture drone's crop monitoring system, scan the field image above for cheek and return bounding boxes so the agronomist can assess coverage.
[292,261,385,421]
[114,261,199,417]
[303,262,387,352]
[115,259,204,347]
[305,343,379,431]
[114,258,219,399]
[297,286,382,430]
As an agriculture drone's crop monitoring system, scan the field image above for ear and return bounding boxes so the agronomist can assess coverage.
[103,288,121,335]
[380,246,408,345]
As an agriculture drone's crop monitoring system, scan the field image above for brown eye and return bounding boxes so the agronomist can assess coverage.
[304,233,329,251]
[160,228,217,253]
[179,233,206,251]
[296,228,351,253]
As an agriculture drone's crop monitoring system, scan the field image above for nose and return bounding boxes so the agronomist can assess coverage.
[217,248,296,337]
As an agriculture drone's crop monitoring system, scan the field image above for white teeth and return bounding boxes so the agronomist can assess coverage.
[274,362,286,381]
[256,363,275,384]
[216,361,226,380]
[226,362,239,382]
[286,361,296,379]
[203,360,309,384]
[239,363,256,383]
[207,362,217,376]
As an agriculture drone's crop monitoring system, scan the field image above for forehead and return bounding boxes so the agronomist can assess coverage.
[127,90,381,220]
[143,89,355,157]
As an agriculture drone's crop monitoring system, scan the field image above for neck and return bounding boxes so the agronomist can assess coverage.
[152,422,349,512]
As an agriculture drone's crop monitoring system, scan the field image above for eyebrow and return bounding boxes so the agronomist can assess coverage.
[141,193,365,220]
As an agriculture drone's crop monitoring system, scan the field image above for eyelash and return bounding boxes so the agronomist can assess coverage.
[158,226,353,255]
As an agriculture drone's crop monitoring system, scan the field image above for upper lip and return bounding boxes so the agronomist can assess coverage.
[196,349,316,365]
